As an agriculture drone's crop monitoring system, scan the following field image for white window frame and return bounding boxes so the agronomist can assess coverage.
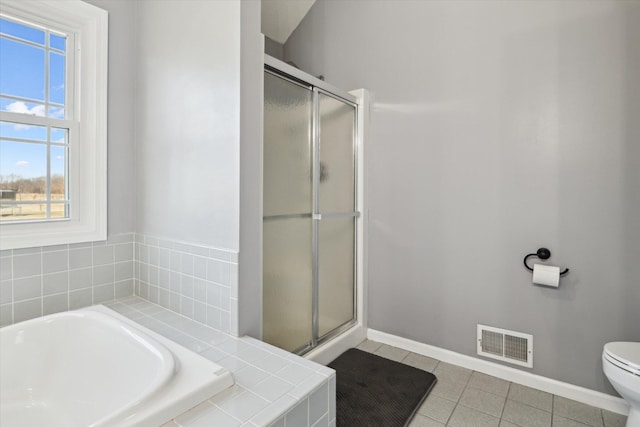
[0,0,108,250]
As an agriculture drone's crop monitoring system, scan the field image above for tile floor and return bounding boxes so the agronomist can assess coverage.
[355,340,627,427]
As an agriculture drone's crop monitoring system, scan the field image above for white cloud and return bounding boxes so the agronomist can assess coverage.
[16,161,30,167]
[6,101,45,117]
[55,155,63,160]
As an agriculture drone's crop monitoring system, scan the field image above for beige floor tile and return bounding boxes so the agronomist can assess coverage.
[403,352,440,372]
[409,414,446,427]
[356,339,383,353]
[374,344,410,362]
[553,396,603,427]
[448,404,501,427]
[431,377,467,402]
[553,415,592,427]
[502,400,552,427]
[418,393,457,423]
[350,342,613,427]
[433,362,472,385]
[459,387,506,418]
[507,384,552,413]
[467,372,510,397]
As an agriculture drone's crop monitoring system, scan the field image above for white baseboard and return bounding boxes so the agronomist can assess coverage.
[367,329,629,416]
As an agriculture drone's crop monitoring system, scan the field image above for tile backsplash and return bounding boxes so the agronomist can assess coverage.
[0,233,135,327]
[133,234,239,336]
[0,233,238,336]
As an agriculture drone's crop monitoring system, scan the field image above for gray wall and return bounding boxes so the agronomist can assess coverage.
[285,0,640,394]
[239,0,264,337]
[265,37,284,60]
[135,0,241,250]
[84,0,137,236]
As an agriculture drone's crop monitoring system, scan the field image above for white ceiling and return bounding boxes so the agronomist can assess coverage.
[261,0,316,45]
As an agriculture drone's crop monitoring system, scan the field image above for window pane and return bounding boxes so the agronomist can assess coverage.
[51,128,68,144]
[0,140,47,202]
[0,121,47,141]
[50,145,66,198]
[0,97,45,117]
[0,141,47,221]
[50,33,66,51]
[50,203,67,219]
[1,202,47,221]
[48,106,64,119]
[49,51,65,105]
[0,18,45,45]
[0,204,38,221]
[0,38,45,101]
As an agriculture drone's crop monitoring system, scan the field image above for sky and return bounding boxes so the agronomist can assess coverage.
[0,17,66,180]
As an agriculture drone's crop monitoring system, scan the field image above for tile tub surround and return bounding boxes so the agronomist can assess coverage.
[133,234,239,335]
[0,233,135,327]
[104,297,336,427]
[356,340,628,427]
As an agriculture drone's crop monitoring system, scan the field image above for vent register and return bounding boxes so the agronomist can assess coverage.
[477,325,533,368]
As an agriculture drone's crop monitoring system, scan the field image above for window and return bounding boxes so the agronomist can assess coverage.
[0,0,107,250]
[0,17,73,222]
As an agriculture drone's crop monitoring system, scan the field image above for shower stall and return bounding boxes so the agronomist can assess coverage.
[262,56,364,356]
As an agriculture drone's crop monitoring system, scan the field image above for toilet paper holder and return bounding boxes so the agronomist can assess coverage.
[523,248,570,276]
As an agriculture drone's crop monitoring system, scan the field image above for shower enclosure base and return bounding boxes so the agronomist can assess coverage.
[305,323,366,366]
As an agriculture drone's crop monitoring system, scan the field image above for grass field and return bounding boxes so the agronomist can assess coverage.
[0,193,66,221]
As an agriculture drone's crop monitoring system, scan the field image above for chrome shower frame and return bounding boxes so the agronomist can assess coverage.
[263,55,360,356]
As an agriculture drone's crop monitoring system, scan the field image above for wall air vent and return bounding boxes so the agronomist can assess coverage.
[477,324,533,368]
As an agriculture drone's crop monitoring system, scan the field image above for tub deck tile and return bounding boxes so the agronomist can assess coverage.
[111,297,334,427]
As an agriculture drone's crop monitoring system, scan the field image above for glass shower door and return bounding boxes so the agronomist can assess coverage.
[263,72,313,352]
[316,92,357,340]
[263,68,358,354]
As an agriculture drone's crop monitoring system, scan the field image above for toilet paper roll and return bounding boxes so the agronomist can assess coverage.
[532,264,560,287]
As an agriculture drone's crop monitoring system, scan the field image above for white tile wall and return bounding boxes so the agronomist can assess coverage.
[133,234,239,335]
[0,233,135,327]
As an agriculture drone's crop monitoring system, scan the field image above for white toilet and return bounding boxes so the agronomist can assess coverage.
[603,342,640,427]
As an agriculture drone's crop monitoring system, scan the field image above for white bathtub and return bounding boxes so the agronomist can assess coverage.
[0,305,234,426]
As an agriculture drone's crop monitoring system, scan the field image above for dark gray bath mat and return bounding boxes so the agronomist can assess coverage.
[328,348,437,427]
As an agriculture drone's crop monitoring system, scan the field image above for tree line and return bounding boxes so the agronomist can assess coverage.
[0,174,65,194]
